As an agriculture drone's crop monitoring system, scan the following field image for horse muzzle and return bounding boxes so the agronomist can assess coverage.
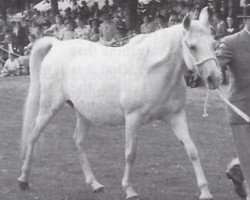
[206,74,221,90]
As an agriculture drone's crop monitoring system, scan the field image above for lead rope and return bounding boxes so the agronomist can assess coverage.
[203,88,209,117]
[216,87,250,123]
[202,86,250,122]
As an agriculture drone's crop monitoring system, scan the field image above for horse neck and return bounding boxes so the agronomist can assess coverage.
[141,25,186,83]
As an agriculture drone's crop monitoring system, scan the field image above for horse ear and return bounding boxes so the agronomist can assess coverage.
[183,13,192,30]
[199,7,211,26]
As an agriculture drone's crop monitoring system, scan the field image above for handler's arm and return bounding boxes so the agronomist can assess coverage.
[216,39,233,71]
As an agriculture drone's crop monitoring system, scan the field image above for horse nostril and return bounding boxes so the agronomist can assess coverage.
[207,75,219,89]
[207,75,213,84]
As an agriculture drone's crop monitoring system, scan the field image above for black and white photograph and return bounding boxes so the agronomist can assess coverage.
[0,0,250,199]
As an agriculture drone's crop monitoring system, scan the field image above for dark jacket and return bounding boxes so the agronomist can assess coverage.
[216,28,250,123]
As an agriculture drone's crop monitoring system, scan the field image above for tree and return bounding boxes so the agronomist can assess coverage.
[0,0,7,23]
[50,0,59,16]
[115,0,139,33]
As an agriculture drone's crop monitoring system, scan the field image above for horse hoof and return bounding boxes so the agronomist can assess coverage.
[199,192,213,200]
[93,186,104,194]
[199,197,213,200]
[18,180,29,190]
[127,196,141,200]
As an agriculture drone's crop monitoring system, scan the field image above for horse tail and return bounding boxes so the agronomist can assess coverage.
[21,37,57,157]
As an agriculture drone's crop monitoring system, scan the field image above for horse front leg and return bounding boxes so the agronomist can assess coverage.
[164,109,213,200]
[73,111,104,193]
[122,112,141,199]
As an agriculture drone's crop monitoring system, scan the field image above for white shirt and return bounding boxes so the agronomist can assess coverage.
[74,25,91,40]
[4,58,20,71]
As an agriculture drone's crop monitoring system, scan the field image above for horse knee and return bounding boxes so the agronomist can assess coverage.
[27,131,40,145]
[74,135,84,150]
[125,151,136,164]
[187,145,198,161]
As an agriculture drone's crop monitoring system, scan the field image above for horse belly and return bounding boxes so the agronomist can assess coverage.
[74,97,125,126]
[65,61,125,126]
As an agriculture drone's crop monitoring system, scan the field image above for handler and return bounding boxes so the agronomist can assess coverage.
[216,4,250,200]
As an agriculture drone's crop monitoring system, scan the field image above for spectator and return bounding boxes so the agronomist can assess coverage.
[59,20,75,41]
[155,14,167,30]
[29,22,43,39]
[168,12,178,27]
[114,26,127,42]
[190,2,202,19]
[90,2,101,18]
[37,11,47,25]
[17,55,30,75]
[15,21,29,55]
[226,17,238,35]
[101,0,111,16]
[0,53,20,77]
[74,17,91,40]
[99,14,117,43]
[64,7,73,21]
[213,13,227,40]
[79,1,90,20]
[140,15,155,34]
[89,17,100,42]
[44,14,65,38]
[24,34,36,55]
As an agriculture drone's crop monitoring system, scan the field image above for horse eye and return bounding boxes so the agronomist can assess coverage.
[188,44,196,50]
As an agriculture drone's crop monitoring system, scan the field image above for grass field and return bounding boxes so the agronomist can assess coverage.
[0,76,240,200]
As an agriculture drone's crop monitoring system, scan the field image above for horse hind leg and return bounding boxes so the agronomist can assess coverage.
[73,111,104,193]
[122,112,141,199]
[164,109,213,200]
[18,94,65,189]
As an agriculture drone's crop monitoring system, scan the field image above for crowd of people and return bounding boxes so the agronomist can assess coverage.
[0,0,245,79]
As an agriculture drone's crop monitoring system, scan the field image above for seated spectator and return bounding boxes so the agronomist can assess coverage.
[155,14,167,30]
[74,17,91,40]
[99,14,117,44]
[140,15,156,34]
[17,55,30,75]
[44,14,65,39]
[89,17,100,42]
[0,33,15,61]
[0,53,20,77]
[112,25,127,46]
[59,20,75,41]
[168,13,178,27]
[24,34,36,55]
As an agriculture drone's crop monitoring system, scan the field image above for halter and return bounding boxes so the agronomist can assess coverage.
[183,40,220,76]
[183,40,220,118]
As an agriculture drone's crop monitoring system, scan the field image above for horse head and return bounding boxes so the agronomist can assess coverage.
[182,7,221,90]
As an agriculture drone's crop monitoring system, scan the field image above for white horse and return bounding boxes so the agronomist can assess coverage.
[18,8,221,200]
